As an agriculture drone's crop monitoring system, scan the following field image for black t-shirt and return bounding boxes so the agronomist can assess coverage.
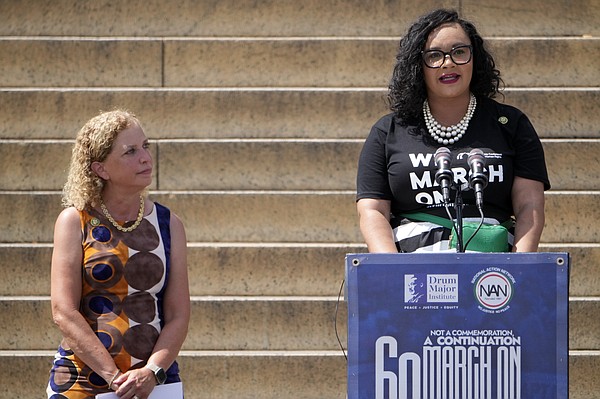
[356,97,550,224]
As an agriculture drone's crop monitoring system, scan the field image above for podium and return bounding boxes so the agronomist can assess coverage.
[345,252,569,399]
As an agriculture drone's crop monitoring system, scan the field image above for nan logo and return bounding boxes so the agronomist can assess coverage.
[404,274,458,303]
[473,268,515,313]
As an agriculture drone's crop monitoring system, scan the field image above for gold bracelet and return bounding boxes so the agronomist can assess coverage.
[108,370,121,389]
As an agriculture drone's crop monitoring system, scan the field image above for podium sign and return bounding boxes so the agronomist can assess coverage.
[345,252,569,399]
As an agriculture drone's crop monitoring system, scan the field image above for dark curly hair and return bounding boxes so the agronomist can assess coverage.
[388,9,502,124]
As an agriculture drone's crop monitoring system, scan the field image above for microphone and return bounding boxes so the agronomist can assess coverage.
[434,147,453,204]
[467,149,488,209]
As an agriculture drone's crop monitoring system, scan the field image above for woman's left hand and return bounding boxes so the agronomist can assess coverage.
[112,367,156,399]
[511,176,545,252]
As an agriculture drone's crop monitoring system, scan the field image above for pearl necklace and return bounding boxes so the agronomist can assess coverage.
[423,94,476,145]
[100,196,145,233]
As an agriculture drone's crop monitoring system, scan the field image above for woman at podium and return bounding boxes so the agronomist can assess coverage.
[356,9,550,254]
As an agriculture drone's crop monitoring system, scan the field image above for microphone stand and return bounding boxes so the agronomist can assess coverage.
[453,185,465,253]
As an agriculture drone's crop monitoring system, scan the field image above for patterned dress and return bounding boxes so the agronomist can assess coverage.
[47,202,180,398]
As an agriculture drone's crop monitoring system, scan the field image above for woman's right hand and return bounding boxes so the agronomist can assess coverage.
[356,198,398,253]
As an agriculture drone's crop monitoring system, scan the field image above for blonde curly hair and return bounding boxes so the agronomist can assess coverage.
[62,110,142,210]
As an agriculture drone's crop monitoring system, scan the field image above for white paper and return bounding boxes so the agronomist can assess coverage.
[96,382,183,399]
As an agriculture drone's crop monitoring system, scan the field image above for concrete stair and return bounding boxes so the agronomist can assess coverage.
[1,1,599,398]
[0,0,598,37]
[4,295,600,351]
[1,89,598,139]
[2,191,600,243]
[2,138,600,190]
[2,38,598,88]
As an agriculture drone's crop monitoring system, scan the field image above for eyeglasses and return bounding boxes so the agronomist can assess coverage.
[422,45,473,68]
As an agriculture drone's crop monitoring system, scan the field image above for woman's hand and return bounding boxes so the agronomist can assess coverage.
[112,367,156,399]
[357,198,398,253]
[511,176,545,252]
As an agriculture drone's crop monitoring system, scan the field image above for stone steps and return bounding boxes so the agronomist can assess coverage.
[1,88,598,139]
[1,0,597,37]
[1,350,598,399]
[2,0,598,397]
[1,243,599,297]
[0,296,347,351]
[1,191,599,243]
[1,296,599,351]
[2,37,598,87]
[0,243,357,296]
[0,350,347,399]
[0,243,600,297]
[1,138,599,190]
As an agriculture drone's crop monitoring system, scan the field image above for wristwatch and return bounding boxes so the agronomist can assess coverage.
[145,363,167,385]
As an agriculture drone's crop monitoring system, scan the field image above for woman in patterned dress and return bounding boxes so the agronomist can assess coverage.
[47,110,190,399]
